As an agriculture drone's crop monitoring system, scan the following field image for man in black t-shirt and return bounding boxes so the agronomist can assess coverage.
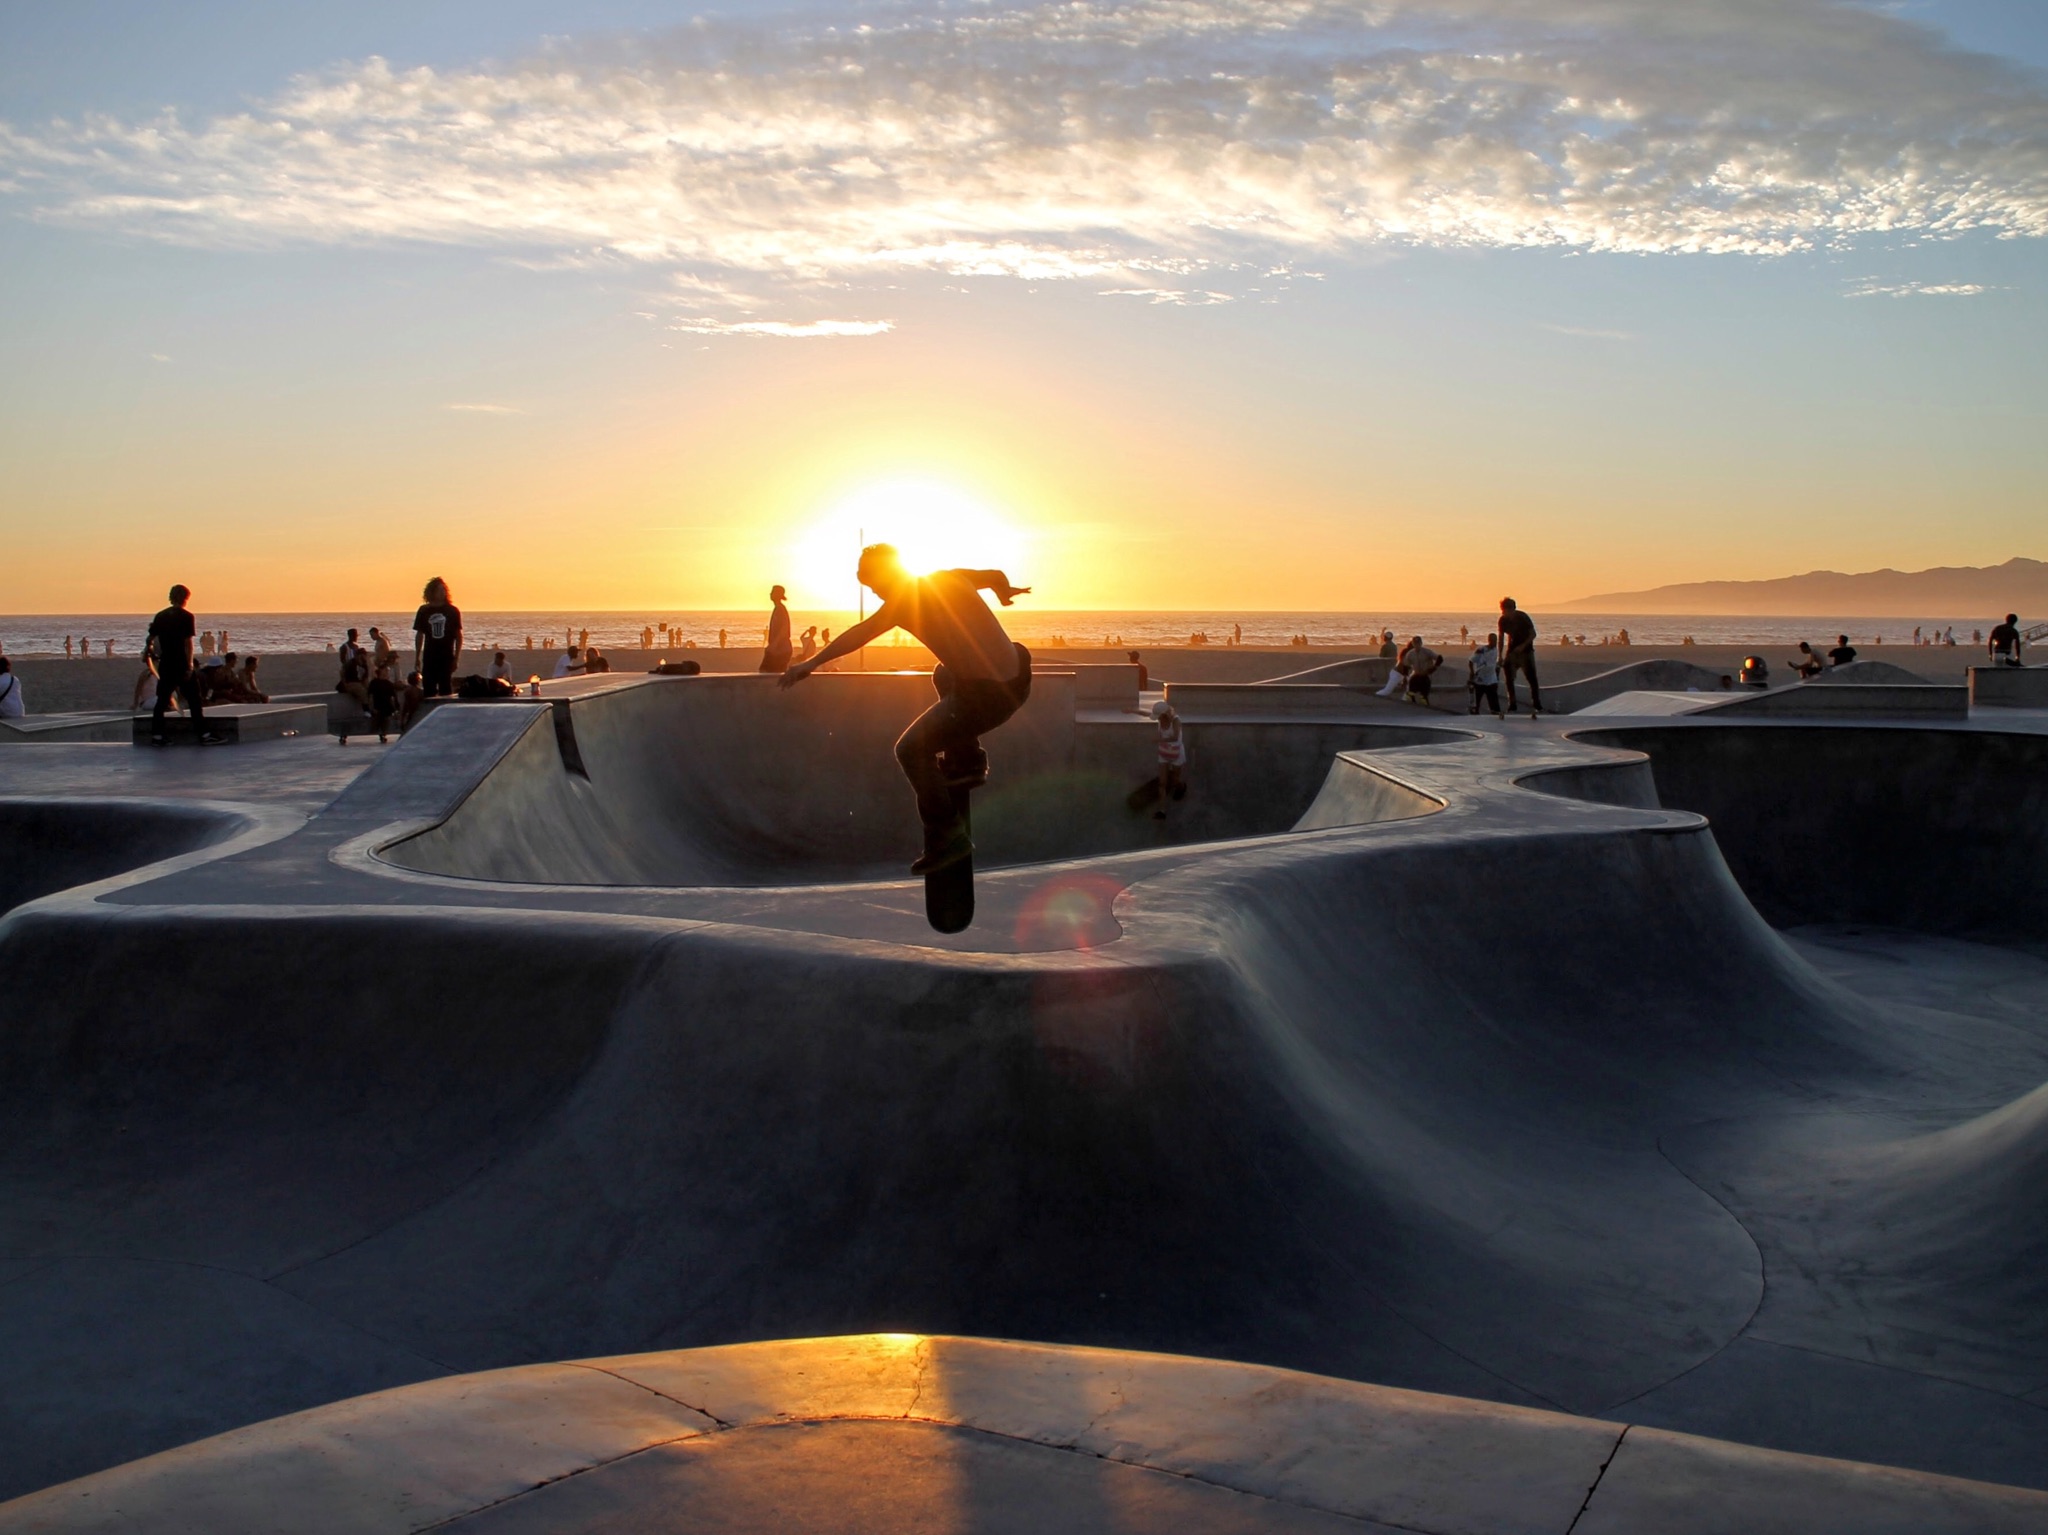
[411,576,464,698]
[1828,635,1858,667]
[1988,614,2023,666]
[1498,597,1543,716]
[147,584,223,745]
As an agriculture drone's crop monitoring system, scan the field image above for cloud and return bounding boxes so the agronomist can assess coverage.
[1845,279,1992,297]
[668,317,894,337]
[1,0,2042,327]
[443,402,522,413]
[1537,322,1635,340]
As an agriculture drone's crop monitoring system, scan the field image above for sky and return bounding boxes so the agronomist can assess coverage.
[2,0,2045,613]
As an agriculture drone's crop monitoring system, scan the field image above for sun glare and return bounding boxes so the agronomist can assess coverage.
[791,480,1029,604]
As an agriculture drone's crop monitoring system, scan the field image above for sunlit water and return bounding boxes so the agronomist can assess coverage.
[0,609,1995,657]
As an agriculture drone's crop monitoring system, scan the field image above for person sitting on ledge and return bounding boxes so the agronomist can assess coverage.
[230,654,267,702]
[779,543,1031,875]
[553,645,585,679]
[368,663,399,743]
[1789,642,1824,680]
[584,645,611,674]
[1828,634,1858,667]
[0,657,22,720]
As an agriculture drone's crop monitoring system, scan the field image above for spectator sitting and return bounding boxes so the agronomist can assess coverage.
[399,670,425,731]
[486,650,512,683]
[133,653,168,713]
[584,645,612,674]
[1827,635,1858,667]
[1377,637,1413,698]
[369,626,398,675]
[230,655,268,702]
[553,645,586,679]
[337,628,372,710]
[0,657,22,719]
[368,663,400,742]
[797,626,819,663]
[201,653,240,703]
[1378,629,1397,659]
[1789,642,1824,680]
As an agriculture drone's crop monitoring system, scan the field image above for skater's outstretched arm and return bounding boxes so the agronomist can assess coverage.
[959,570,1031,606]
[779,607,894,687]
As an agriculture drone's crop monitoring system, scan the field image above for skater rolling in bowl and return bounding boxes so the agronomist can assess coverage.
[779,544,1031,874]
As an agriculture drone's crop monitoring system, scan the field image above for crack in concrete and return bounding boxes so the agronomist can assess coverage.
[1564,1424,1629,1535]
[567,1362,732,1430]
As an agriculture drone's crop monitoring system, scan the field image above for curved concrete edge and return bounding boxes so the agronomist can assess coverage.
[4,1336,2043,1535]
[0,796,301,922]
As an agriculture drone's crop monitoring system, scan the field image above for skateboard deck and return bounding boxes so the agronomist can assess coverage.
[923,747,985,934]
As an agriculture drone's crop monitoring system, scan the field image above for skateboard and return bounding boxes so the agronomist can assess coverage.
[1125,775,1188,813]
[923,745,987,934]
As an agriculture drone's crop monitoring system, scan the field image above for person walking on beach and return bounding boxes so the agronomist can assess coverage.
[0,658,23,720]
[147,585,223,745]
[1498,598,1543,717]
[780,544,1031,874]
[1989,614,2024,666]
[761,585,794,674]
[412,577,463,698]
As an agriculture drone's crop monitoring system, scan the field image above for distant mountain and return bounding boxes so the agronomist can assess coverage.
[1550,557,2048,616]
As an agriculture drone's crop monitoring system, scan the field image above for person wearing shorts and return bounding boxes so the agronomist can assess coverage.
[1498,597,1543,716]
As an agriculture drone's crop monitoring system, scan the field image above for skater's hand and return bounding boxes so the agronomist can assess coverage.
[778,661,812,690]
[995,582,1031,606]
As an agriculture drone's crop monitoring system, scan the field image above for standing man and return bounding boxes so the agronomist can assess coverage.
[1989,614,2024,666]
[412,577,463,698]
[1498,597,1543,717]
[148,584,224,745]
[760,585,794,674]
[779,544,1031,874]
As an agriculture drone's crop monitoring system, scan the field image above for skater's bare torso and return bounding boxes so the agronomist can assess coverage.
[784,567,1029,686]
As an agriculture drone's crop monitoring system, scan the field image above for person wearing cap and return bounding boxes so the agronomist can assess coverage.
[1989,614,2023,666]
[761,585,794,674]
[1151,698,1186,819]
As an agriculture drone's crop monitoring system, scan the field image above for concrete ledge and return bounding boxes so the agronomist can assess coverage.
[1970,665,2048,708]
[1165,682,1402,717]
[5,1336,2042,1534]
[0,712,138,744]
[131,703,327,746]
[1706,683,1968,719]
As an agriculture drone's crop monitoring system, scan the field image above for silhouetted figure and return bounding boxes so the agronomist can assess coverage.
[1468,634,1502,717]
[337,628,372,711]
[412,577,463,697]
[1127,650,1149,690]
[1498,598,1542,717]
[1789,642,1824,680]
[761,585,794,674]
[1989,614,2023,666]
[780,543,1031,874]
[0,658,21,720]
[148,584,223,745]
[1828,635,1858,667]
[369,664,399,742]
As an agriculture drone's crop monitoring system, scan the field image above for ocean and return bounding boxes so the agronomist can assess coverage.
[0,609,1996,658]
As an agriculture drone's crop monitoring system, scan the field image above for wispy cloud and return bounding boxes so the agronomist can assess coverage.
[1845,279,1993,297]
[1,0,2043,331]
[668,317,893,338]
[1537,323,1635,341]
[443,402,522,413]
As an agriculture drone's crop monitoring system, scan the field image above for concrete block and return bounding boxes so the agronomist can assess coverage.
[130,703,328,745]
[1969,665,2048,708]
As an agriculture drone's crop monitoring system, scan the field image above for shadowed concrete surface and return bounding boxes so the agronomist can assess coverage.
[7,1337,2045,1535]
[2,675,2047,1520]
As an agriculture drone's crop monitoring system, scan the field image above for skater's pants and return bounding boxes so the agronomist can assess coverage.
[897,644,1032,832]
[1472,681,1500,715]
[1504,648,1542,711]
[153,668,205,736]
[422,654,456,698]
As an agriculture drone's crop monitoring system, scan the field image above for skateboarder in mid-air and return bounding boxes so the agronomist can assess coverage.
[778,544,1031,875]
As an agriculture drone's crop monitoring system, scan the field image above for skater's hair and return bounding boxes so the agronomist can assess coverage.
[857,544,904,585]
[423,576,450,603]
[168,584,190,604]
[1500,596,1517,610]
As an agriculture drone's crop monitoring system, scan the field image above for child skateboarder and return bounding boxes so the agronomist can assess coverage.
[1151,698,1186,818]
[779,544,1031,873]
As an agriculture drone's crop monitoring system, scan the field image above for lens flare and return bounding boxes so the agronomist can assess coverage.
[791,479,1029,603]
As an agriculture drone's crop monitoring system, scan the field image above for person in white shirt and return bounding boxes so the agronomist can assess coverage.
[1402,640,1442,705]
[553,645,586,679]
[1150,698,1186,819]
[1468,635,1502,717]
[0,658,23,718]
[486,651,512,683]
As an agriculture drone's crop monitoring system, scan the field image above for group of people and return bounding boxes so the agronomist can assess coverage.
[58,636,118,659]
[1374,599,1546,717]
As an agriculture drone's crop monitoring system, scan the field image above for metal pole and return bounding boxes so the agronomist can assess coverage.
[857,525,866,670]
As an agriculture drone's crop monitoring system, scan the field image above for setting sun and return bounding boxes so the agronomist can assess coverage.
[790,480,1031,605]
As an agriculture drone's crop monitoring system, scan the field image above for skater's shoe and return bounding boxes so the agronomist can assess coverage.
[1152,809,1167,820]
[937,745,989,789]
[198,731,228,746]
[150,735,169,748]
[911,827,974,876]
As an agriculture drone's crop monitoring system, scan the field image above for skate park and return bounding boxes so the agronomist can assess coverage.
[3,657,2048,1531]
